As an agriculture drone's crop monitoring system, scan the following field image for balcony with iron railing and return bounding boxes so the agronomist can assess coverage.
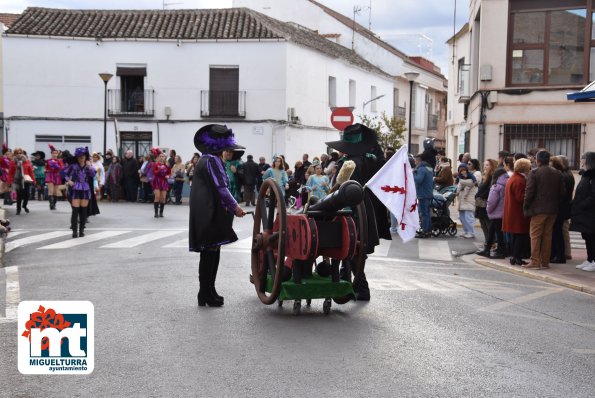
[428,114,439,131]
[458,64,471,103]
[107,89,154,117]
[200,90,246,118]
[395,105,406,119]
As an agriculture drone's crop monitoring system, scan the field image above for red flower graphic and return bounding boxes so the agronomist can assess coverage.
[21,305,71,350]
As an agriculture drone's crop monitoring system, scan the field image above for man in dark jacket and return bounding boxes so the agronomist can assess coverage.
[256,156,270,193]
[523,150,565,269]
[239,154,260,206]
[121,150,139,202]
[413,153,434,238]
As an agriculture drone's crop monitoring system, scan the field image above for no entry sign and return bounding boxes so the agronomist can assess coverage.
[330,107,354,131]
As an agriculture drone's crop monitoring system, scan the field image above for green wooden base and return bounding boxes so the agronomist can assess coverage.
[266,273,354,301]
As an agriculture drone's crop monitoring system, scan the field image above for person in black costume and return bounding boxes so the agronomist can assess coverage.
[325,124,390,301]
[189,124,246,307]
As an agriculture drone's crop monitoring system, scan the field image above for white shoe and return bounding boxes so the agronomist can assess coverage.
[582,262,595,272]
[463,233,474,239]
[576,260,592,269]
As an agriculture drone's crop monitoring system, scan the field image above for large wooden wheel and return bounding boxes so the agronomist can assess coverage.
[333,200,368,304]
[251,179,287,304]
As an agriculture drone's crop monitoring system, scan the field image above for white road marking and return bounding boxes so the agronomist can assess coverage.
[369,238,391,257]
[0,266,20,322]
[572,349,595,354]
[418,239,453,261]
[4,231,28,239]
[479,288,564,312]
[101,230,182,248]
[39,231,129,249]
[163,238,188,248]
[227,237,253,250]
[5,231,73,253]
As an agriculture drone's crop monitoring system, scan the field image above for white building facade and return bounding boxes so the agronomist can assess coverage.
[235,0,448,154]
[447,0,595,168]
[2,7,393,163]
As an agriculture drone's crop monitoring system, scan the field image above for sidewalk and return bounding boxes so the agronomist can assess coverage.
[447,207,595,295]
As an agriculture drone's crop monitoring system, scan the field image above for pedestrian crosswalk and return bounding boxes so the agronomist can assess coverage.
[570,231,586,250]
[4,229,586,259]
[2,229,468,262]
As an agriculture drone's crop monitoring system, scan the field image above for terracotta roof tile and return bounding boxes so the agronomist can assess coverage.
[7,7,389,78]
[0,13,20,28]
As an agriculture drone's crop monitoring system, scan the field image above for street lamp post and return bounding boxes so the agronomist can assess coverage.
[98,73,113,156]
[404,72,419,153]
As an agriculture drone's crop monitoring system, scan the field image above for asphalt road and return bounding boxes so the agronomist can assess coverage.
[0,200,594,397]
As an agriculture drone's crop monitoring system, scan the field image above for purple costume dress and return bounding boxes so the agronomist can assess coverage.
[64,162,96,200]
[151,162,171,191]
[45,158,64,185]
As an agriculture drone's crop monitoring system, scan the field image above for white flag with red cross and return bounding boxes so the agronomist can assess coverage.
[366,145,420,243]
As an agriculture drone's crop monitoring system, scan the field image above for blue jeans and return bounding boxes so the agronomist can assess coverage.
[418,197,431,233]
[460,210,475,235]
[390,212,398,233]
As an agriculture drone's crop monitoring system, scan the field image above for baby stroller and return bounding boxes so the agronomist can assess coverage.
[430,185,457,237]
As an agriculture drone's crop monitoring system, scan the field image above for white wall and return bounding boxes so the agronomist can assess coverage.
[3,36,289,121]
[285,42,394,127]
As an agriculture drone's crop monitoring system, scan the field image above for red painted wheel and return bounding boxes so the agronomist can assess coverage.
[251,179,287,305]
[333,200,368,304]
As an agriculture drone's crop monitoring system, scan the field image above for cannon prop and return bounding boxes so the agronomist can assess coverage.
[251,179,368,315]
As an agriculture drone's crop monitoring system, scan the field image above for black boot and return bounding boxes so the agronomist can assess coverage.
[78,207,86,237]
[4,192,13,205]
[355,271,370,301]
[159,203,165,217]
[154,202,159,218]
[197,251,223,307]
[475,245,490,257]
[71,207,79,238]
[211,249,224,302]
[16,200,21,215]
[50,195,56,210]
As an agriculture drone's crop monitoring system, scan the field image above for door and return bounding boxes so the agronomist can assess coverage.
[120,131,152,158]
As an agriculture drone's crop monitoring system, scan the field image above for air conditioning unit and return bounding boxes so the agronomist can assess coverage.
[287,107,296,120]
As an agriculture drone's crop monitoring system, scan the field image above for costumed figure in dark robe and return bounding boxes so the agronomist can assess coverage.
[325,123,391,301]
[189,124,246,307]
[63,147,96,238]
[45,144,64,210]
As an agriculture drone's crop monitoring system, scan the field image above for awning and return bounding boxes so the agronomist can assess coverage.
[567,81,595,102]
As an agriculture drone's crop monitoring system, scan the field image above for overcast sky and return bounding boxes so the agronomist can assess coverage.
[2,0,468,74]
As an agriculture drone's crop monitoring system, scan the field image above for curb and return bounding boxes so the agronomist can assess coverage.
[0,208,5,267]
[474,257,595,296]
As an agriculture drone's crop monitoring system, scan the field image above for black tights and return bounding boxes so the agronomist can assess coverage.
[16,183,31,212]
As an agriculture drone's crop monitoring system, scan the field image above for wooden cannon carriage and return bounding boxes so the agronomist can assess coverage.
[250,179,368,315]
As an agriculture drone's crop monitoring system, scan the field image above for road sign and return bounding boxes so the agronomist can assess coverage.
[330,107,354,131]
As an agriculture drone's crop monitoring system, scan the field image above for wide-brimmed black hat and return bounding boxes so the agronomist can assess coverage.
[325,123,378,156]
[194,124,245,156]
[32,150,46,159]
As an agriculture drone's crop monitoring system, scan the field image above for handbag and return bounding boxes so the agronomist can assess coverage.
[475,197,487,208]
[24,175,33,183]
[167,177,175,185]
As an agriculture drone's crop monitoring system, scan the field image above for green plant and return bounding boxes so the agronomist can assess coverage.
[358,111,406,150]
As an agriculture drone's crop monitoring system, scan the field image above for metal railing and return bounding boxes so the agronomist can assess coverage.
[200,90,246,118]
[107,89,154,117]
[428,114,439,131]
[395,105,406,119]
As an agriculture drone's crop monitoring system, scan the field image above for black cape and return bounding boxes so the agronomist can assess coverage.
[189,156,237,252]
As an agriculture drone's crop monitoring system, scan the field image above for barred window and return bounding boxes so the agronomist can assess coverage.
[503,124,582,169]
